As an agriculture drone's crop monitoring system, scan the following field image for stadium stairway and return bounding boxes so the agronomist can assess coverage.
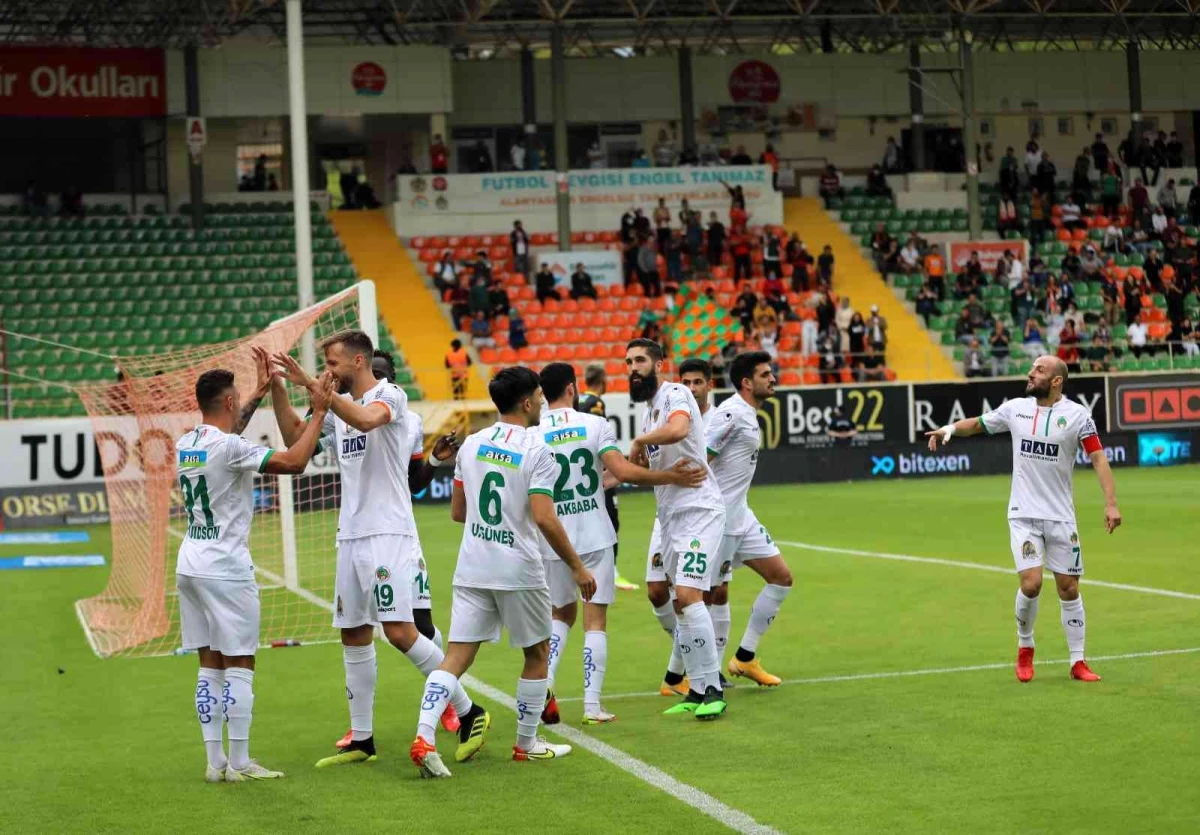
[329,209,485,400]
[784,197,959,382]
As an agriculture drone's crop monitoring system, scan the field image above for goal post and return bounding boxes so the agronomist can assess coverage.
[75,281,376,658]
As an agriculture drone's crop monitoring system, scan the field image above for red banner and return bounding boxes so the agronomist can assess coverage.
[948,239,1029,273]
[0,47,165,117]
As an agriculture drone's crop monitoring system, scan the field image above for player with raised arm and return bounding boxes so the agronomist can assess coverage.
[331,349,462,751]
[535,363,706,727]
[927,355,1122,683]
[176,347,332,782]
[626,340,729,720]
[707,352,794,687]
[410,367,597,778]
[269,331,473,768]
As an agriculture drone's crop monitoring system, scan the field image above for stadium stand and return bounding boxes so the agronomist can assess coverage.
[0,202,416,418]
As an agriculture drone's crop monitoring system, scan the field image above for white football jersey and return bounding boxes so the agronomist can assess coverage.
[537,407,620,558]
[319,378,411,541]
[979,395,1100,523]
[174,425,272,581]
[453,422,559,590]
[706,395,762,535]
[640,382,724,516]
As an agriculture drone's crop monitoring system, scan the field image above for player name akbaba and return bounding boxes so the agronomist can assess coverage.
[470,522,515,546]
[554,496,600,517]
[186,524,222,541]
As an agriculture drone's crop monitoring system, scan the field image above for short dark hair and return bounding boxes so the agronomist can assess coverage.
[450,338,463,350]
[626,337,663,362]
[322,329,373,359]
[195,369,235,413]
[539,362,576,403]
[729,350,772,391]
[584,363,606,388]
[678,358,712,380]
[489,366,541,414]
[372,349,396,382]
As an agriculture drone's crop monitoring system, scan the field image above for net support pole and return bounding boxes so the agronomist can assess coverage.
[358,280,379,348]
[277,471,299,591]
[286,0,317,375]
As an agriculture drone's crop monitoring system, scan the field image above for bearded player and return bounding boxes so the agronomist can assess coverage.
[927,355,1121,683]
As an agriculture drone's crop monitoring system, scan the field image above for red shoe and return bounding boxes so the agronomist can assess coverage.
[441,702,461,733]
[1015,647,1035,683]
[1070,660,1101,681]
[335,728,353,750]
[541,690,560,725]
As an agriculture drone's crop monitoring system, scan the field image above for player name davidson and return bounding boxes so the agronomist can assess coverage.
[15,65,162,100]
[186,523,221,541]
[470,522,514,546]
[555,496,599,517]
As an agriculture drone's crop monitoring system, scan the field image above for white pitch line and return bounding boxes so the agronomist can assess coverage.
[555,646,1200,704]
[776,539,1200,601]
[461,673,784,835]
[163,528,780,834]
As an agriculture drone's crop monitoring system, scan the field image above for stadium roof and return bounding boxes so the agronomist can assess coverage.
[5,1,1200,55]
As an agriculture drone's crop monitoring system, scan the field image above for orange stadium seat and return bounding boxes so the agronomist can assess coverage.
[498,347,518,364]
[609,377,629,393]
[479,347,499,364]
[536,346,556,362]
[517,346,537,362]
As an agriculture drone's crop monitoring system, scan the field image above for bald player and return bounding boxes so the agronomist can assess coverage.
[927,355,1122,683]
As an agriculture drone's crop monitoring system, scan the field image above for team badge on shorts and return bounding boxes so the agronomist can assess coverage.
[720,560,732,577]
[689,538,701,550]
[652,552,664,569]
[376,566,391,582]
[418,558,426,572]
[1070,531,1078,543]
[1021,541,1036,559]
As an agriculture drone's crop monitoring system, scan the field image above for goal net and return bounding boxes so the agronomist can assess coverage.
[75,282,375,658]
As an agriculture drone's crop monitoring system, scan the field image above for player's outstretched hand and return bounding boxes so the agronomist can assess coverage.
[1104,503,1122,534]
[250,345,272,394]
[574,566,597,602]
[667,458,707,488]
[272,351,315,387]
[309,372,335,414]
[925,426,953,451]
[431,432,461,462]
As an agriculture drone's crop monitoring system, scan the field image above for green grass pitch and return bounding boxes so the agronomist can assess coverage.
[5,467,1199,834]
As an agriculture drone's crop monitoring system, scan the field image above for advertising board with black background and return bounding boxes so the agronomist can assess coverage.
[910,376,1108,439]
[715,382,909,448]
[1106,373,1200,432]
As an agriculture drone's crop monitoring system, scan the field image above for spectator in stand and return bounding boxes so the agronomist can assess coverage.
[1151,205,1168,238]
[1189,181,1200,226]
[665,231,684,287]
[1060,195,1085,230]
[1084,333,1114,372]
[1023,316,1047,359]
[444,338,471,399]
[433,250,457,294]
[1162,217,1183,263]
[570,262,598,300]
[760,144,781,190]
[730,225,753,284]
[865,304,888,359]
[1072,147,1092,200]
[1012,278,1036,330]
[1028,188,1047,247]
[1102,221,1126,254]
[866,164,891,198]
[1024,140,1043,187]
[765,286,793,321]
[729,145,753,166]
[819,165,844,205]
[915,281,941,325]
[1158,178,1179,218]
[685,210,703,263]
[846,311,866,368]
[1127,218,1151,252]
[964,337,987,378]
[510,137,526,171]
[1155,130,1170,171]
[1008,249,1026,289]
[1166,278,1186,327]
[59,185,84,218]
[1101,272,1121,325]
[817,331,842,384]
[870,222,892,271]
[1037,152,1058,202]
[634,206,652,236]
[535,262,560,305]
[1130,177,1150,226]
[488,278,510,318]
[466,250,492,283]
[1144,248,1163,291]
[884,136,904,174]
[789,236,813,292]
[989,320,1012,377]
[1061,246,1082,280]
[763,264,786,300]
[1099,163,1123,219]
[835,296,856,343]
[898,236,922,275]
[587,140,605,169]
[620,206,636,242]
[468,272,492,319]
[1091,133,1111,175]
[470,310,495,348]
[1057,318,1082,373]
[653,198,671,253]
[817,245,836,286]
[999,146,1020,196]
[430,134,448,174]
[470,140,493,173]
[449,276,471,325]
[924,246,947,300]
[706,211,726,271]
[858,342,887,382]
[1128,313,1150,357]
[955,307,976,345]
[1137,134,1159,185]
[1172,316,1199,357]
[965,292,989,331]
[653,129,677,167]
[636,234,661,297]
[994,251,1012,288]
[754,295,779,333]
[816,291,837,334]
[508,310,528,349]
[1123,271,1144,325]
[733,284,758,333]
[510,220,531,280]
[1167,131,1185,168]
[1079,245,1104,282]
[762,227,783,281]
[952,270,976,300]
[1029,253,1049,288]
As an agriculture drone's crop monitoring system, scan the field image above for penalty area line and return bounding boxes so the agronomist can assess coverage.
[776,539,1200,601]
[556,646,1200,704]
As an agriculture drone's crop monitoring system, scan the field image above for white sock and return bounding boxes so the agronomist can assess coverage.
[654,602,686,676]
[738,584,791,655]
[547,619,571,690]
[709,603,732,662]
[680,601,720,693]
[1060,596,1086,664]
[432,625,444,652]
[1015,590,1039,649]
[416,669,458,745]
[223,667,255,770]
[583,631,607,714]
[195,667,226,769]
[515,677,547,752]
[403,634,444,676]
[343,643,376,741]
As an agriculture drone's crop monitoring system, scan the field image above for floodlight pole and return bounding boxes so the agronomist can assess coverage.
[679,46,696,155]
[286,0,317,374]
[960,30,981,241]
[907,42,925,173]
[184,45,204,231]
[551,24,571,250]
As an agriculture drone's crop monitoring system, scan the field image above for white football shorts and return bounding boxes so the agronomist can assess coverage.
[645,517,667,584]
[545,546,616,608]
[333,533,418,628]
[714,512,779,585]
[1009,517,1084,576]
[658,506,727,591]
[412,538,432,612]
[448,585,553,648]
[177,574,260,657]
